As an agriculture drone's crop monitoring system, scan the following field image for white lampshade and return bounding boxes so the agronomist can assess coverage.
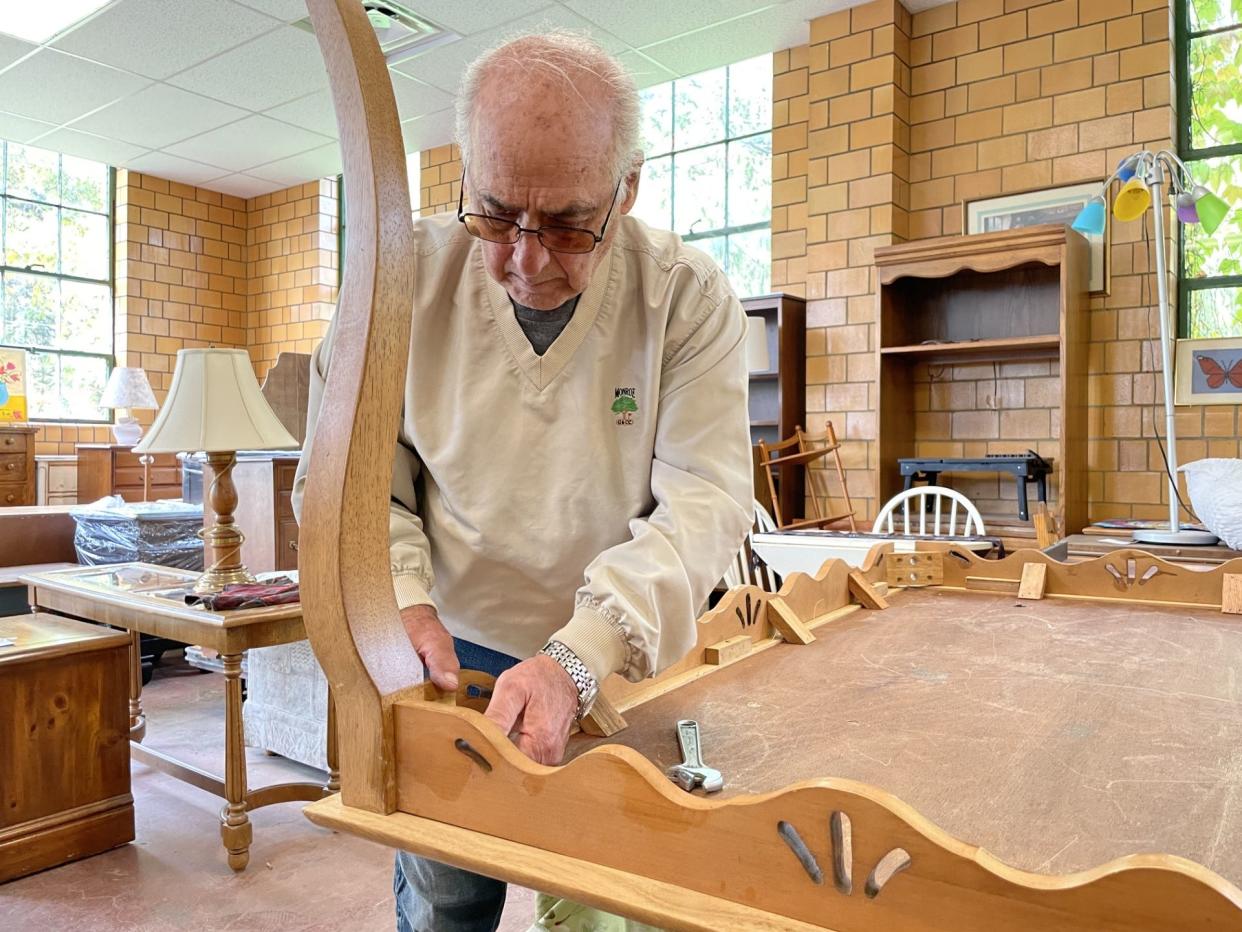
[99,367,157,410]
[745,316,771,373]
[134,349,298,454]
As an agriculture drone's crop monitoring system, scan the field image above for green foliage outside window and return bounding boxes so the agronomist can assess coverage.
[1179,0,1242,336]
[0,142,112,421]
[631,55,773,299]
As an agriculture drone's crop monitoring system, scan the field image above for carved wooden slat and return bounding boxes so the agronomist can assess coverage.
[298,0,421,814]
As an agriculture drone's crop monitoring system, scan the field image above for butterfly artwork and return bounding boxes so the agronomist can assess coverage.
[1195,354,1242,392]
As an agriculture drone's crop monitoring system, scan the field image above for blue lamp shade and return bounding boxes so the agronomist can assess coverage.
[1071,197,1107,235]
[1116,155,1139,182]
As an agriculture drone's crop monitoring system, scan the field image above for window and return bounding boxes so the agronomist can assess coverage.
[1177,0,1242,337]
[632,55,773,298]
[0,142,112,421]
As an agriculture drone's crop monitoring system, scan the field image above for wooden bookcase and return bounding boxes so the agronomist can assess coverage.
[743,293,805,522]
[873,224,1089,535]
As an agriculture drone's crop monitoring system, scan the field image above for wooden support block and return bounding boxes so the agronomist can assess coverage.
[705,634,753,665]
[1224,574,1242,616]
[1018,563,1048,600]
[579,693,628,737]
[847,570,889,609]
[765,597,816,645]
[885,552,944,588]
[1033,501,1058,549]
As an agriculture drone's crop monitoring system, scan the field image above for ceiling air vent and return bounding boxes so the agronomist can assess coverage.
[293,2,458,64]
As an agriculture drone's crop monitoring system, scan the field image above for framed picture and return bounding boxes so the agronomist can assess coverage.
[964,182,1109,295]
[1175,336,1242,405]
[0,348,27,423]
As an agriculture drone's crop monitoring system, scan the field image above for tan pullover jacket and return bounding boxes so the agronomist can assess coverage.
[293,213,753,685]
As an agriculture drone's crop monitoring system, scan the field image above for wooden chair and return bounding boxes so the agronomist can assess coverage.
[874,486,986,538]
[295,5,1242,929]
[756,421,857,532]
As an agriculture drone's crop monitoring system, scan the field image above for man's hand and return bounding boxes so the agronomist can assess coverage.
[399,604,459,692]
[484,654,579,765]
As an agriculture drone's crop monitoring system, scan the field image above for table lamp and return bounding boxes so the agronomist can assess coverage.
[135,349,299,594]
[1071,150,1231,545]
[746,316,771,372]
[100,367,157,444]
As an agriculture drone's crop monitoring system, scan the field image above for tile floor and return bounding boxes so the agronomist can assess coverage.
[2,653,536,932]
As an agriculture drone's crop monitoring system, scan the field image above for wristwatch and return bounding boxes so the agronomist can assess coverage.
[539,640,599,721]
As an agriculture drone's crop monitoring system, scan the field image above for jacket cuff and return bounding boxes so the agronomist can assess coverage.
[550,601,630,685]
[392,574,433,611]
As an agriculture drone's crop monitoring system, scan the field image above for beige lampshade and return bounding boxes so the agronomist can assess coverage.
[134,349,298,454]
[745,316,771,373]
[99,367,157,409]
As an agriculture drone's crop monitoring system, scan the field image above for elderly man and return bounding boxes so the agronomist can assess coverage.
[296,29,753,932]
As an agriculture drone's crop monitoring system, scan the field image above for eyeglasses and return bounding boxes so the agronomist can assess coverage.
[457,175,623,255]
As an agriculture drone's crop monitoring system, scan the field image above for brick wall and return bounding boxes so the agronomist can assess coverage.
[245,179,339,380]
[420,143,462,215]
[775,0,1241,526]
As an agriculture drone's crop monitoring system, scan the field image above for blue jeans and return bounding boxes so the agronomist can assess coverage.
[394,638,521,932]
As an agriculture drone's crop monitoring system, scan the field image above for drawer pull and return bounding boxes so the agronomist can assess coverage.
[3,436,13,445]
[4,462,13,471]
[4,493,13,503]
[289,540,299,551]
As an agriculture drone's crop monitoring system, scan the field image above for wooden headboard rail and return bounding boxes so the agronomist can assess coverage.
[299,0,421,814]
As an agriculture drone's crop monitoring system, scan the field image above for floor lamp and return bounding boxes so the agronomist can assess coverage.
[1071,150,1230,545]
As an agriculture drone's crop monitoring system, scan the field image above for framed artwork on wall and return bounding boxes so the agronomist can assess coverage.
[964,182,1109,295]
[1175,336,1242,405]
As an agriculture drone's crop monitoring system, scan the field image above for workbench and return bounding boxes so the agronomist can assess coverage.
[899,454,1052,521]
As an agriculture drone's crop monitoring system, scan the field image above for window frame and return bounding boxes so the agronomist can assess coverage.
[1174,0,1242,337]
[636,55,773,296]
[0,147,115,425]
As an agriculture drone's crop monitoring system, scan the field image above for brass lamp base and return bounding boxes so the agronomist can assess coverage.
[194,450,258,596]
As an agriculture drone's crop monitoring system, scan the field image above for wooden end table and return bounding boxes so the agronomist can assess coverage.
[21,563,337,871]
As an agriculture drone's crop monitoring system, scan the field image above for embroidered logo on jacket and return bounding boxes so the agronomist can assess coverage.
[611,387,637,426]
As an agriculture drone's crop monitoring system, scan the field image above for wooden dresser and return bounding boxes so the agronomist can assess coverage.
[0,425,37,506]
[201,453,300,574]
[76,443,182,503]
[0,614,134,881]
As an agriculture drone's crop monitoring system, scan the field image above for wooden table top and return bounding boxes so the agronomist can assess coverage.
[21,563,304,654]
[0,612,129,665]
[569,586,1242,886]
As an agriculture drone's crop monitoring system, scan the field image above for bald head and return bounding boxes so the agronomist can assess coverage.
[455,31,641,184]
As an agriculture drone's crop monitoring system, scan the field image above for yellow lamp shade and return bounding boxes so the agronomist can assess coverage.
[1112,176,1151,222]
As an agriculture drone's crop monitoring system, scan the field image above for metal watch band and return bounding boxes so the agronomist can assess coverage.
[539,639,599,720]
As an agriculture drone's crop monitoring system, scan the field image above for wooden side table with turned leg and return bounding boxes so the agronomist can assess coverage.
[22,563,337,871]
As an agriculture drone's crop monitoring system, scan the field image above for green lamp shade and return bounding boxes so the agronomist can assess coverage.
[1071,197,1106,235]
[1112,176,1151,222]
[1192,185,1231,235]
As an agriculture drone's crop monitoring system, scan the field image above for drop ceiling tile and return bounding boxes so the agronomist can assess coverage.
[248,142,342,186]
[264,90,339,137]
[565,0,778,50]
[203,172,281,199]
[125,151,231,187]
[165,114,331,172]
[398,0,552,35]
[637,8,806,76]
[0,33,36,71]
[69,84,249,150]
[390,72,454,121]
[616,49,677,89]
[0,111,58,144]
[400,108,455,156]
[30,128,148,166]
[53,0,282,81]
[392,6,629,92]
[167,25,328,111]
[228,0,309,22]
[0,49,150,125]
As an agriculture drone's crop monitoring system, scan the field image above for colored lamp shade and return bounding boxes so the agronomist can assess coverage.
[1175,191,1200,225]
[1071,197,1107,236]
[1192,185,1231,235]
[1112,177,1151,222]
[1116,155,1140,182]
[745,317,770,373]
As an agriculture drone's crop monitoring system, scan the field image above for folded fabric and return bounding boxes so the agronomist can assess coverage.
[186,577,299,610]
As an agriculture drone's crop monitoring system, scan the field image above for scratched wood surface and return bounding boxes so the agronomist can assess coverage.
[569,587,1242,886]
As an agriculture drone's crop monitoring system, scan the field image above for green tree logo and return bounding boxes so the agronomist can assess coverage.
[611,394,638,425]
